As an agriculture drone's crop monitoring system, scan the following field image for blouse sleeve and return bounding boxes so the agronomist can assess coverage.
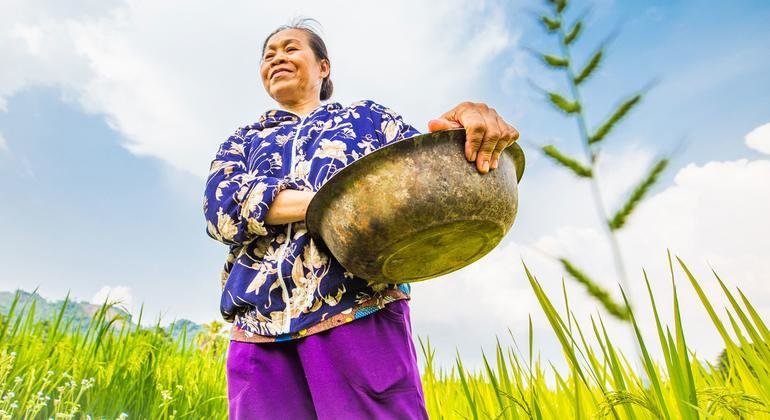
[203,127,288,246]
[368,101,421,147]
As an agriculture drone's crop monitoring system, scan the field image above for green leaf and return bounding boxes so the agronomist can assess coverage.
[540,15,561,32]
[523,262,590,387]
[564,21,582,45]
[559,258,630,321]
[543,54,569,68]
[574,49,602,85]
[618,287,673,420]
[456,349,479,420]
[589,94,642,145]
[548,92,581,114]
[542,145,592,178]
[608,158,669,230]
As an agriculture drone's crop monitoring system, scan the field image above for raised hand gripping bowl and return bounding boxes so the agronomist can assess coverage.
[305,129,525,284]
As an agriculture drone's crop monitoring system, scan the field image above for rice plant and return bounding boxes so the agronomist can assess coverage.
[1,256,768,418]
[0,293,228,419]
[420,256,770,418]
[531,0,669,321]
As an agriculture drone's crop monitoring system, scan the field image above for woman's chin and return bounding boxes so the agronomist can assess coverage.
[270,85,303,104]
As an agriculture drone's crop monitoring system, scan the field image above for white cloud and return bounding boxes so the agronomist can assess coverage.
[91,285,133,309]
[0,131,7,152]
[1,0,517,177]
[746,122,770,154]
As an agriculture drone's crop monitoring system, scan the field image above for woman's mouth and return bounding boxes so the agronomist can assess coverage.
[270,69,291,80]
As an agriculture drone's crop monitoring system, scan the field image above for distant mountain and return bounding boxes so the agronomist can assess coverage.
[0,289,204,339]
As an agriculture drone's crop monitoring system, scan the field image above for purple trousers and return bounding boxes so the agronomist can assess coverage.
[226,299,428,419]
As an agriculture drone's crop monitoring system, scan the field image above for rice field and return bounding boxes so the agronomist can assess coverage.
[1,257,768,419]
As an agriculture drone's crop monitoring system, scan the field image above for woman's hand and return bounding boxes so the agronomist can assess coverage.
[428,102,520,174]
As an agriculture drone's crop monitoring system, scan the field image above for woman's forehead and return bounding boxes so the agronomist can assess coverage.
[264,29,309,50]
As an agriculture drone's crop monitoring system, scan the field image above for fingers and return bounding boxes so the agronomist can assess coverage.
[433,101,520,174]
[473,105,503,173]
[427,118,463,133]
[459,106,487,163]
[489,115,521,169]
[489,114,508,170]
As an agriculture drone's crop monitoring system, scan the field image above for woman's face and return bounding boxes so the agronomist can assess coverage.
[260,29,329,107]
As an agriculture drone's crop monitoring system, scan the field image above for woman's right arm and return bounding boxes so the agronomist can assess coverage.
[264,189,315,225]
[203,128,289,246]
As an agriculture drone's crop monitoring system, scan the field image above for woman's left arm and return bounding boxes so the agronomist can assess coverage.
[428,102,520,174]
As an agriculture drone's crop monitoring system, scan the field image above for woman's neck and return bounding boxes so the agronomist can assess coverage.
[280,97,322,118]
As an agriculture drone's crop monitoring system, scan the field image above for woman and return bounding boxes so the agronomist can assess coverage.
[204,20,519,419]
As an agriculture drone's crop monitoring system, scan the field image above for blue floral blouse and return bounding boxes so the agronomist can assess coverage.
[203,100,421,342]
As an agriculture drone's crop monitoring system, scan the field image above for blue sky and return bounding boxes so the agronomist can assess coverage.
[2,0,769,369]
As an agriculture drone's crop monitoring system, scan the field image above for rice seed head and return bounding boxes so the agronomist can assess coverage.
[574,49,603,85]
[540,15,561,32]
[542,144,592,178]
[542,54,570,68]
[564,21,582,45]
[608,158,669,231]
[560,258,630,321]
[548,92,582,114]
[589,94,642,145]
[547,0,568,14]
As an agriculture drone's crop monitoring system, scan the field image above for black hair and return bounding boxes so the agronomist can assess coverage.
[261,18,333,101]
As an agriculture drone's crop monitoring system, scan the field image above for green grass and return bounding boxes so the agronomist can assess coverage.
[1,257,769,418]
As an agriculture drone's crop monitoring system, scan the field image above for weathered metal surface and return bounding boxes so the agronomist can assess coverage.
[305,129,525,284]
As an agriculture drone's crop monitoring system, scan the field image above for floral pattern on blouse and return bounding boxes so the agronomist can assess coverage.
[203,100,421,341]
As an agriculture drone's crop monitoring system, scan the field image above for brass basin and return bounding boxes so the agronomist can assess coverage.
[305,129,524,284]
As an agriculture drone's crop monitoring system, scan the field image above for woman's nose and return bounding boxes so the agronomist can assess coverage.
[272,51,288,64]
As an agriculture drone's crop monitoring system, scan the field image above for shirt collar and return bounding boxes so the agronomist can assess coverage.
[257,102,343,125]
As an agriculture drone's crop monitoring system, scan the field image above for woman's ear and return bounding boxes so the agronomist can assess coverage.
[320,59,330,79]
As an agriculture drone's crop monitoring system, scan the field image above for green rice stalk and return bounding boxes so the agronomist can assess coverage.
[564,21,582,45]
[542,145,592,178]
[644,268,673,372]
[608,158,669,231]
[738,288,770,345]
[559,258,629,321]
[574,49,602,85]
[523,263,592,389]
[671,273,700,419]
[619,288,672,420]
[456,349,479,420]
[596,317,638,419]
[543,54,569,68]
[588,95,642,145]
[481,350,508,417]
[547,92,582,114]
[714,271,770,368]
[0,291,22,342]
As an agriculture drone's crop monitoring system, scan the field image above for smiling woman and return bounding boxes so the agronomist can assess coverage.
[202,18,519,419]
